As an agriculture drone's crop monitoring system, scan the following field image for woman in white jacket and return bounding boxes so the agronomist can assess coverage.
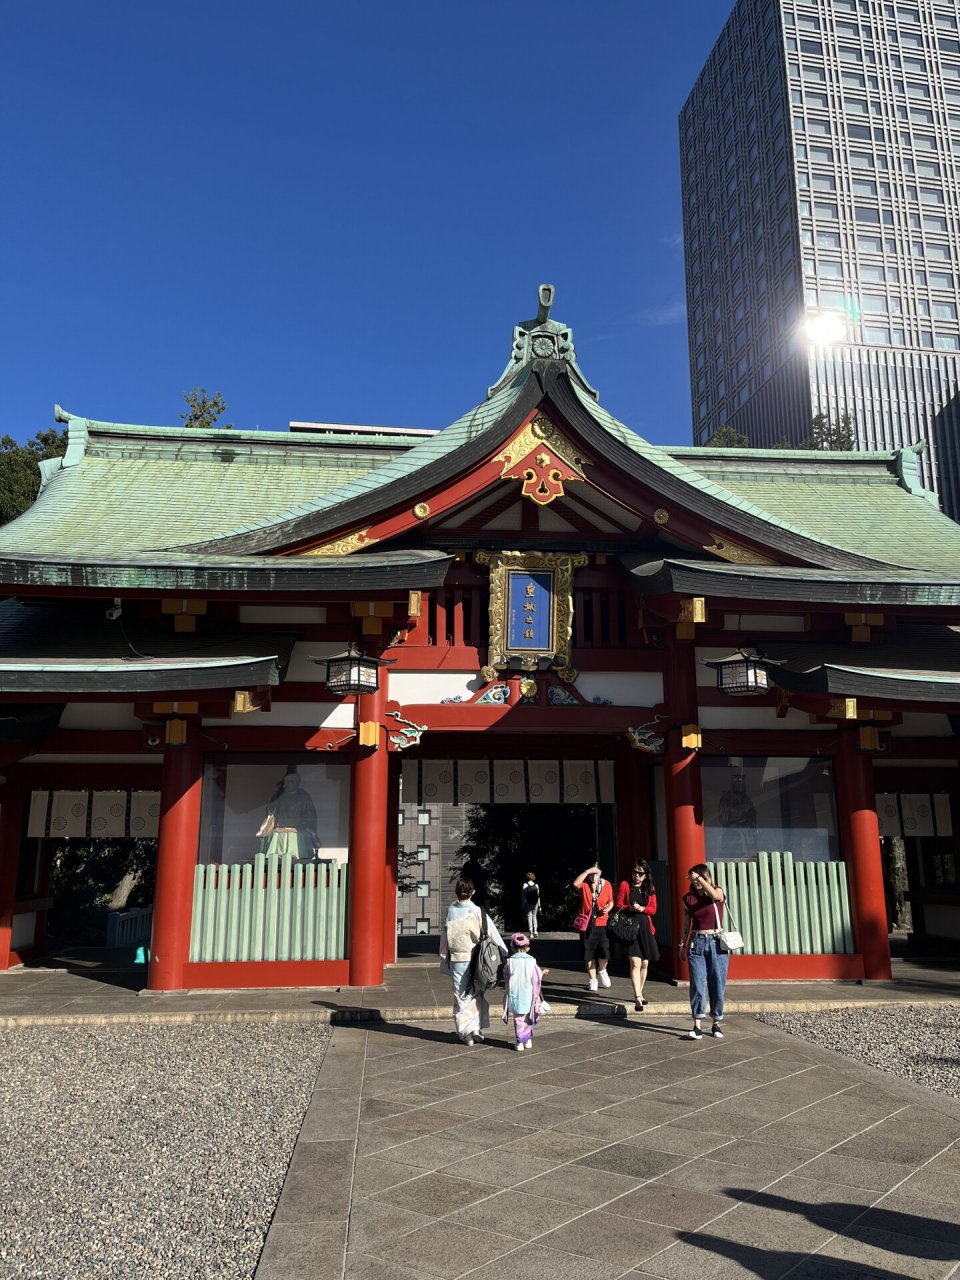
[440,877,507,1045]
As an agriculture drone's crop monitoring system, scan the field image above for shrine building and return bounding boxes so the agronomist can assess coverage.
[1,286,959,991]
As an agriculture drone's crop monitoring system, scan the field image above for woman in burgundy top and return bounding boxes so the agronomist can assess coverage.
[679,863,728,1041]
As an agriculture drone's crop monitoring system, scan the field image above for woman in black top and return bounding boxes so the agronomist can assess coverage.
[615,861,659,1011]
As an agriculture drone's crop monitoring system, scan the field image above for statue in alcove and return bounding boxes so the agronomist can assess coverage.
[257,765,319,862]
[717,773,757,857]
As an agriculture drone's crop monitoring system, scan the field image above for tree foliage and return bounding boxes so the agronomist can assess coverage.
[47,838,156,946]
[802,412,855,451]
[180,388,232,430]
[0,428,68,526]
[452,803,614,931]
[707,425,750,448]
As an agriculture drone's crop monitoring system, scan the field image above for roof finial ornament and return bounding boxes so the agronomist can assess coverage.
[487,283,599,401]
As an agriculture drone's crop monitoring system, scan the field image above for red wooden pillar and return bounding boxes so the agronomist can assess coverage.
[0,782,25,971]
[663,647,705,981]
[836,730,891,980]
[382,754,400,967]
[349,680,388,986]
[148,732,203,992]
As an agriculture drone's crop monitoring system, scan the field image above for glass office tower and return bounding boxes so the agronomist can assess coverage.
[681,0,960,518]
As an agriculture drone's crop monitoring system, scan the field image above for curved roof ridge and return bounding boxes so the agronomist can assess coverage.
[567,382,920,568]
[170,372,531,551]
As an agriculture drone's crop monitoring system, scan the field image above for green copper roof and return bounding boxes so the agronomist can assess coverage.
[0,415,427,557]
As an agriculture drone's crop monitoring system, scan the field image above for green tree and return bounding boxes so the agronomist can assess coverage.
[0,428,68,526]
[802,412,855,451]
[707,425,750,448]
[180,388,232,430]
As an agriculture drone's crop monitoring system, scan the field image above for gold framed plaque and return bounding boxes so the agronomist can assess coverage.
[475,550,587,682]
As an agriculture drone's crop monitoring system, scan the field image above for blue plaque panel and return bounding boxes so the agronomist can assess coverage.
[507,571,553,652]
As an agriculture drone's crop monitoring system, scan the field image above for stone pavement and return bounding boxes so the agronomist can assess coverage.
[256,1013,960,1280]
[1,935,958,1025]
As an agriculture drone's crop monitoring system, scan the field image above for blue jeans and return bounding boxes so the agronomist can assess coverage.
[687,934,729,1022]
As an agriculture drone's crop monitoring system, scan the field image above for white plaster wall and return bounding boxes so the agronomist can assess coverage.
[238,606,327,624]
[699,707,832,731]
[723,614,807,632]
[24,754,160,764]
[389,672,485,704]
[285,641,341,682]
[575,672,664,706]
[59,704,142,730]
[205,702,355,728]
[696,647,740,687]
[891,713,955,738]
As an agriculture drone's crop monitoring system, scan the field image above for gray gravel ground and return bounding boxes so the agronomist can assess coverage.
[757,1002,960,1100]
[0,1020,330,1280]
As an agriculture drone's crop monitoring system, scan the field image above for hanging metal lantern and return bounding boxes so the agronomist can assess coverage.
[320,643,391,696]
[705,651,770,697]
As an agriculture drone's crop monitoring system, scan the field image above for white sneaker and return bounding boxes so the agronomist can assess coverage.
[598,970,611,989]
[587,978,598,992]
[516,1042,525,1052]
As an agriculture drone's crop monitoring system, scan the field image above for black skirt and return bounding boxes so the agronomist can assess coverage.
[627,913,660,963]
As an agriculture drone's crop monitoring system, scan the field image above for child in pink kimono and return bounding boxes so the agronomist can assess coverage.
[501,933,549,1052]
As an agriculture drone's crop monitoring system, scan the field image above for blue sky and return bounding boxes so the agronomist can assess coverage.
[2,2,730,447]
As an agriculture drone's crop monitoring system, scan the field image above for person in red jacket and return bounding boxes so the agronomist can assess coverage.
[572,865,614,992]
[615,861,660,1011]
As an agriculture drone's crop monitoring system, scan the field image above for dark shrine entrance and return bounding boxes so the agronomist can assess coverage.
[454,801,618,934]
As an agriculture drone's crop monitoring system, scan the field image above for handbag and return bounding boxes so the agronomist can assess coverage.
[714,901,744,952]
[606,908,640,945]
[572,885,600,934]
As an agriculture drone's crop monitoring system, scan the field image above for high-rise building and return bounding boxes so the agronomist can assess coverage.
[681,0,960,518]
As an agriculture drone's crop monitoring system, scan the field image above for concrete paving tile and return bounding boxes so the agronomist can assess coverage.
[298,1104,359,1142]
[254,1221,347,1280]
[347,1199,435,1252]
[861,1191,960,1247]
[535,1207,679,1268]
[272,1138,354,1223]
[463,1243,619,1280]
[701,1138,814,1176]
[521,1163,644,1208]
[603,1182,738,1231]
[624,1124,735,1159]
[551,1109,640,1140]
[778,1259,913,1280]
[893,1165,960,1206]
[442,1148,556,1187]
[345,1253,437,1280]
[706,1202,837,1251]
[654,1158,775,1199]
[367,1109,465,1137]
[814,1223,960,1278]
[759,1174,878,1224]
[832,1110,960,1166]
[376,1171,493,1216]
[353,1154,426,1197]
[800,1151,919,1193]
[361,1097,419,1122]
[666,1105,768,1138]
[500,1127,605,1162]
[438,1120,533,1149]
[638,1235,808,1280]
[370,1219,515,1278]
[576,1142,688,1181]
[374,1134,480,1171]
[444,1187,584,1239]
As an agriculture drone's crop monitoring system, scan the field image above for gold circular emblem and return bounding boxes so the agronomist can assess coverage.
[412,502,430,519]
[531,417,553,440]
[653,508,670,525]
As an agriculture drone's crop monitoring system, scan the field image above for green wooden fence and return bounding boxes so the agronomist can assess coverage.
[648,852,854,955]
[189,853,348,963]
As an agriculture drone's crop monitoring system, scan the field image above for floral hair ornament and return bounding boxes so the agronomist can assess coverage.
[511,932,529,948]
